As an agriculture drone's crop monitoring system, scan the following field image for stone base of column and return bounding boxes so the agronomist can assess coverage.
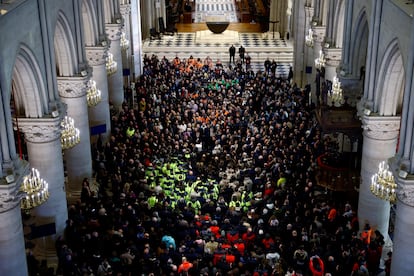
[379,235,393,270]
[66,190,82,205]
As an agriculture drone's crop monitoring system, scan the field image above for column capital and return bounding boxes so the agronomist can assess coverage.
[0,161,29,213]
[120,4,131,16]
[361,115,401,140]
[305,6,314,19]
[57,74,90,98]
[85,46,109,66]
[17,115,64,143]
[105,23,122,41]
[395,176,414,207]
[312,26,326,44]
[324,47,342,67]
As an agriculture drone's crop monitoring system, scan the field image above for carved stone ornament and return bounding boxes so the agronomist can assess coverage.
[85,46,108,66]
[0,164,29,213]
[105,24,122,41]
[0,191,22,213]
[120,4,131,16]
[17,117,62,143]
[324,48,342,67]
[397,181,414,207]
[57,76,89,98]
[361,115,401,140]
[312,26,326,43]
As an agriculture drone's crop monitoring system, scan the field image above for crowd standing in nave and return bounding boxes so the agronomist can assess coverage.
[27,54,388,276]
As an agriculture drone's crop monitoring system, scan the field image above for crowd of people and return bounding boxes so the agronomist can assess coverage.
[29,54,389,276]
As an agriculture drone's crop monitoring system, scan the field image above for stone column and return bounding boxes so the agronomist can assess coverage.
[0,161,30,276]
[86,46,111,142]
[106,23,124,111]
[391,177,414,275]
[17,113,68,258]
[390,18,414,275]
[341,0,353,75]
[358,114,400,239]
[130,0,143,77]
[141,0,155,38]
[57,75,93,199]
[120,3,132,84]
[310,26,325,104]
[297,4,313,88]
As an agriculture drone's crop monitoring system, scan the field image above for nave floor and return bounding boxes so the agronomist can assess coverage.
[142,31,293,78]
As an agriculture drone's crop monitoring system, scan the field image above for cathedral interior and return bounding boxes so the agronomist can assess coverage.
[0,0,414,275]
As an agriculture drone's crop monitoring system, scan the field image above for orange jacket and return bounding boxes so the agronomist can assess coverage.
[178,261,193,273]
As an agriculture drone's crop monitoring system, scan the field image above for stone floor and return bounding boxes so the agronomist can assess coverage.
[142,31,294,77]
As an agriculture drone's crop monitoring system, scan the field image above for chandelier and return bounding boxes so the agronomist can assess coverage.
[120,32,130,50]
[86,79,102,107]
[106,52,117,76]
[329,76,344,107]
[370,161,397,203]
[315,50,326,69]
[305,28,314,47]
[61,116,80,150]
[20,168,50,211]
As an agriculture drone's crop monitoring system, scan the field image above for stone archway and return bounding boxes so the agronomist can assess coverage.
[376,39,404,116]
[333,0,345,48]
[350,9,368,79]
[12,45,48,118]
[55,12,78,77]
[82,0,100,46]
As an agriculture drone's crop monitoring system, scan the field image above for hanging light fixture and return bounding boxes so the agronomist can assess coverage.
[20,168,50,211]
[370,161,397,203]
[61,116,80,150]
[86,79,102,107]
[315,50,326,69]
[329,76,344,107]
[120,32,130,51]
[106,52,117,76]
[305,28,314,47]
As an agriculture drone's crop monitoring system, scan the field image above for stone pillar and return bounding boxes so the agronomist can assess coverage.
[106,23,124,111]
[17,113,68,258]
[391,177,414,275]
[120,3,132,84]
[130,0,143,77]
[141,0,155,38]
[310,26,325,104]
[341,0,353,75]
[86,46,111,142]
[286,0,293,39]
[0,161,30,276]
[297,4,314,88]
[57,75,93,199]
[358,114,400,239]
[324,47,342,82]
[390,18,414,275]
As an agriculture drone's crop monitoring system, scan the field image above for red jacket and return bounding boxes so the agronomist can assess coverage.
[309,256,324,276]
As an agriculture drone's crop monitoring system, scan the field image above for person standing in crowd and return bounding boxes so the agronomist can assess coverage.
[270,59,278,76]
[178,257,193,275]
[229,44,236,64]
[245,52,251,69]
[239,45,245,63]
[264,58,271,74]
